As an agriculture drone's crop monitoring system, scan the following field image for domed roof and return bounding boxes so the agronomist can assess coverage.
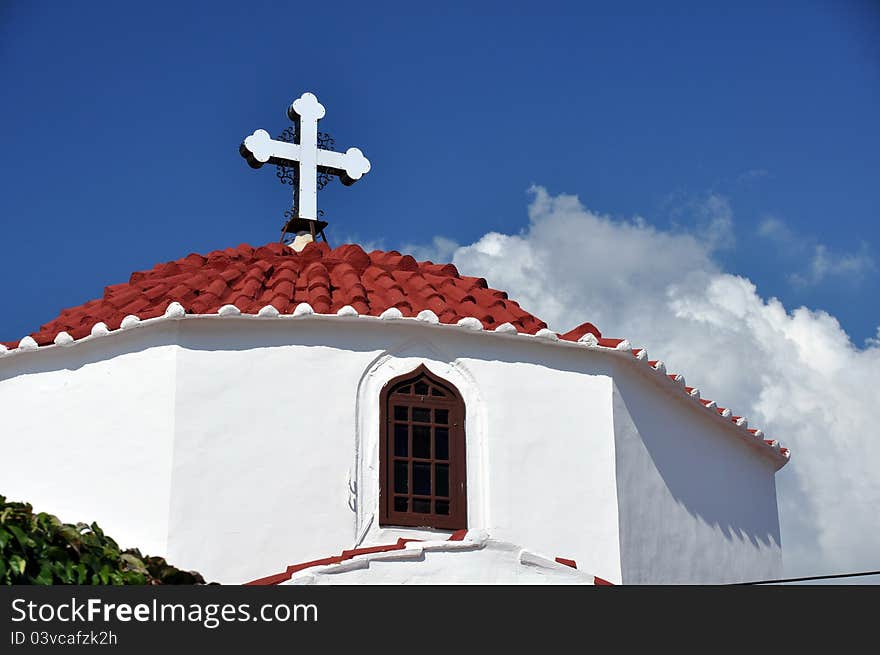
[7,241,560,347]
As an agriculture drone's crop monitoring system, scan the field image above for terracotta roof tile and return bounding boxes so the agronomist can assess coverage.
[5,242,548,349]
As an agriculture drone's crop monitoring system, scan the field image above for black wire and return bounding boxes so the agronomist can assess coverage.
[732,570,880,585]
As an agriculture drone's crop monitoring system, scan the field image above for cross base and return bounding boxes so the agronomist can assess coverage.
[280,217,330,246]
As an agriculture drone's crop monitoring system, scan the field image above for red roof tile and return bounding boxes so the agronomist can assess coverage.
[3,241,549,348]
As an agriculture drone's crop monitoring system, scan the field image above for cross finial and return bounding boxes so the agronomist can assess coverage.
[240,92,371,241]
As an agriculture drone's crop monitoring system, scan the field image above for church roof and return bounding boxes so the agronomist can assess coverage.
[0,240,789,466]
[2,241,549,348]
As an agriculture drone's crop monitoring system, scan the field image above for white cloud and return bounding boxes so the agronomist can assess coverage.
[400,235,460,263]
[694,192,736,251]
[793,243,876,286]
[664,190,735,251]
[757,216,795,241]
[425,187,880,578]
[757,216,876,286]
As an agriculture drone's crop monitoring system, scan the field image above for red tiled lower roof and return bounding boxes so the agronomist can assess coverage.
[244,531,606,585]
[246,530,469,585]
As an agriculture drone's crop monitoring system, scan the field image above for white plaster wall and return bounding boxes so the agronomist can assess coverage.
[610,360,783,584]
[448,351,619,583]
[0,325,179,558]
[167,320,368,584]
[353,333,621,584]
[163,318,621,584]
[0,314,784,585]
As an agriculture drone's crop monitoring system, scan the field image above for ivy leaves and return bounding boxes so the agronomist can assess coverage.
[0,495,207,585]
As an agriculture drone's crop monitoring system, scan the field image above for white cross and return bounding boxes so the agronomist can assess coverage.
[240,92,371,221]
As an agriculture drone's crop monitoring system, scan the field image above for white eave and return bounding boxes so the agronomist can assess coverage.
[0,300,790,469]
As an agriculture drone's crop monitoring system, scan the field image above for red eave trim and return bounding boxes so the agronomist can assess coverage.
[247,532,609,585]
[246,536,430,585]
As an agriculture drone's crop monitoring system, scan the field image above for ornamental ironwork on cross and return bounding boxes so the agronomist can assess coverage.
[240,92,371,244]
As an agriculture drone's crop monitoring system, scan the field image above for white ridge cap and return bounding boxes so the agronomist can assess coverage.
[456,317,483,330]
[578,332,599,346]
[336,305,358,317]
[120,315,141,329]
[257,305,280,317]
[292,302,315,317]
[218,304,241,316]
[535,328,559,341]
[379,307,403,320]
[90,322,110,337]
[416,309,439,324]
[164,302,186,318]
[463,529,490,544]
[494,322,517,334]
[53,331,74,346]
[18,336,38,351]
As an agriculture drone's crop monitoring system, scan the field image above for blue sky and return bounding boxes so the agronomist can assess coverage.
[1,0,878,343]
[2,1,880,581]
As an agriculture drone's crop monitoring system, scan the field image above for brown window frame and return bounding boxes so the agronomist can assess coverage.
[379,364,467,531]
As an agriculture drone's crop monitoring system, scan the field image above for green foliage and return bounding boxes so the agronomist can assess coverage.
[0,495,207,585]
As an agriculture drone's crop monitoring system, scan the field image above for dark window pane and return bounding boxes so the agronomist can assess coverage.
[384,370,467,527]
[394,461,408,493]
[413,425,431,458]
[394,424,408,456]
[435,428,449,460]
[413,462,431,495]
[435,464,449,497]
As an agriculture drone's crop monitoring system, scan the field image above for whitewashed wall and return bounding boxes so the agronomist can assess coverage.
[0,315,783,584]
[0,324,179,558]
[611,360,783,584]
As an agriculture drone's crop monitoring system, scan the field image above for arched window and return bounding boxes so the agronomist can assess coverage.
[379,365,467,530]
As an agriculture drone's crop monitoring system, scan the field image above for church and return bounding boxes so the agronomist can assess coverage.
[0,93,789,585]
